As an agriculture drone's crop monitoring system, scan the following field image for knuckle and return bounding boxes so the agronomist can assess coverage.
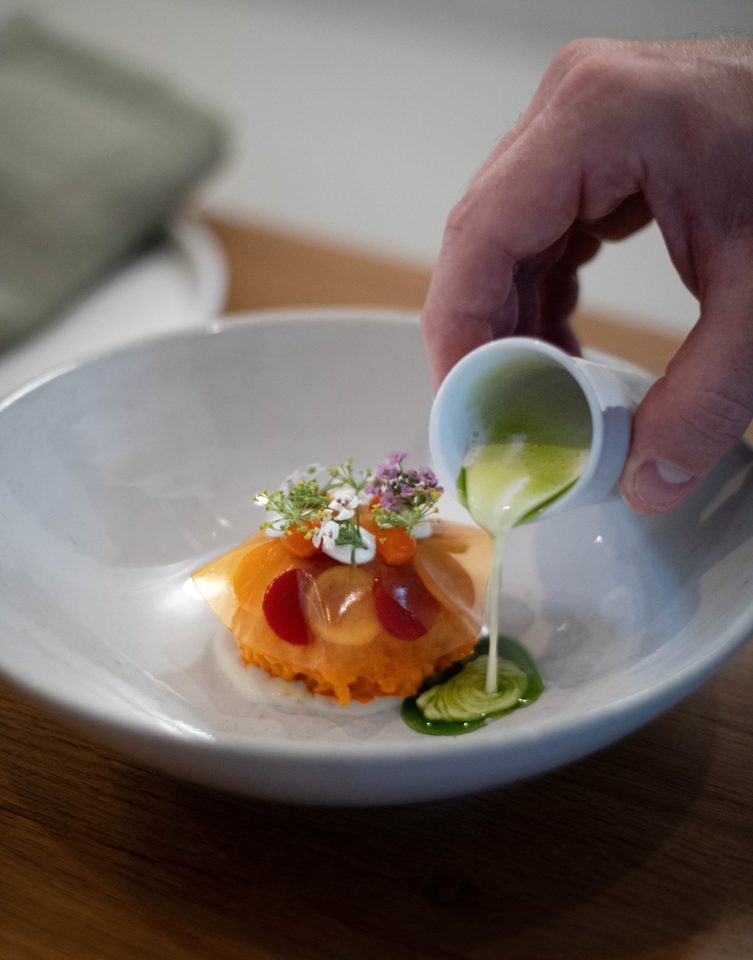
[444,197,472,238]
[443,193,516,266]
[551,42,650,111]
[548,38,610,78]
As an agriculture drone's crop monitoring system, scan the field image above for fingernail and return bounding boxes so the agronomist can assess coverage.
[632,459,694,511]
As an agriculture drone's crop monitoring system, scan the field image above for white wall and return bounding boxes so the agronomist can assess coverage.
[5,0,753,333]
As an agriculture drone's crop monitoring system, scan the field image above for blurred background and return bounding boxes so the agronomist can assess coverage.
[2,0,753,345]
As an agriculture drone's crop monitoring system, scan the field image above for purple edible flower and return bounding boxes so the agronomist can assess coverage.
[417,466,441,490]
[380,488,397,510]
[369,452,443,515]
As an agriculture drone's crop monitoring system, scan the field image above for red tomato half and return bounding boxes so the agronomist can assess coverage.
[262,568,313,645]
[373,564,440,640]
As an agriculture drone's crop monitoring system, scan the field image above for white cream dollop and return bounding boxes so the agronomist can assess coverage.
[321,528,376,565]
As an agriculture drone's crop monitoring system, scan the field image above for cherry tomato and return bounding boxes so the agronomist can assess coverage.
[262,568,313,645]
[282,520,319,558]
[305,565,380,646]
[373,564,440,640]
[376,526,416,565]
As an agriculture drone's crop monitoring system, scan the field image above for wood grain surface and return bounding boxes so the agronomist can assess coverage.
[1,217,752,960]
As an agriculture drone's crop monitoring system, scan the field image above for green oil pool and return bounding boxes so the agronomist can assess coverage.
[401,635,544,736]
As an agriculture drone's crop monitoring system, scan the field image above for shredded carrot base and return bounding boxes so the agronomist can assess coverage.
[238,638,477,705]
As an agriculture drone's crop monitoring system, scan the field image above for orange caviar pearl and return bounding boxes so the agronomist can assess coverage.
[376,526,417,565]
[281,521,319,558]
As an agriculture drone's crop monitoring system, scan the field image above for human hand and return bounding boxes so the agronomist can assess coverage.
[421,36,753,514]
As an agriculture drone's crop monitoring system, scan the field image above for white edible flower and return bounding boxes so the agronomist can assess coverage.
[328,484,372,508]
[327,484,355,502]
[312,518,339,550]
[328,493,360,522]
[254,493,270,507]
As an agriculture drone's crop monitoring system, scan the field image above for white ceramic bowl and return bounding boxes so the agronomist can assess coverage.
[1,309,752,806]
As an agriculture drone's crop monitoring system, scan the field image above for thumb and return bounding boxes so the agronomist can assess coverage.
[619,277,753,514]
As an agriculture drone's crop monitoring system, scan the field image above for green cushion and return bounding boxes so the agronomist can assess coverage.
[0,17,225,350]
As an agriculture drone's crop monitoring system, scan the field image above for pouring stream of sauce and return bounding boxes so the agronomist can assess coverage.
[462,365,591,694]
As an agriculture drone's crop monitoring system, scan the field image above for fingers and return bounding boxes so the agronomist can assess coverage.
[421,45,649,388]
[579,192,653,243]
[535,226,602,353]
[421,127,596,387]
[533,199,651,352]
[620,249,753,513]
[472,38,626,182]
[419,172,525,389]
[420,34,753,517]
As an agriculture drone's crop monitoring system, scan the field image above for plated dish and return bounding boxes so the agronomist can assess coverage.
[192,453,542,736]
[0,309,752,805]
[193,455,492,707]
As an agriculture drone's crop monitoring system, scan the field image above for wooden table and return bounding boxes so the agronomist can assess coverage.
[2,219,752,960]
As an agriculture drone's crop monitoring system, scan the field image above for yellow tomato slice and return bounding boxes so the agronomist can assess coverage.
[233,538,296,610]
[305,565,381,646]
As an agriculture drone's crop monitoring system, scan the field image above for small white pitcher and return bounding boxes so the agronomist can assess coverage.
[429,337,655,518]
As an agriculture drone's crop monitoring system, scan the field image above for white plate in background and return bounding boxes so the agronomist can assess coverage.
[0,219,226,400]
